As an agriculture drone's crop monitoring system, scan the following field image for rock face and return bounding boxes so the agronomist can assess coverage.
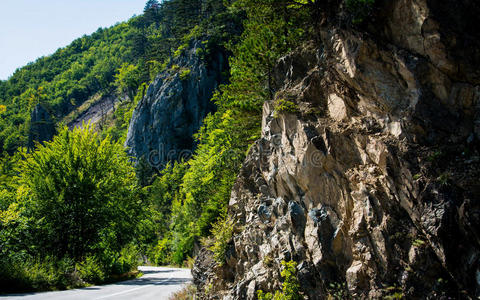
[28,104,56,148]
[68,95,118,130]
[125,40,227,168]
[194,0,480,298]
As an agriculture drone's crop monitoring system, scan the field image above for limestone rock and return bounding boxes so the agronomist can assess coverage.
[125,40,228,169]
[193,0,480,298]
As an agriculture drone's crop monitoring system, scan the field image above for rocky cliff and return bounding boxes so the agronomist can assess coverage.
[193,0,480,298]
[125,40,228,169]
[28,104,56,149]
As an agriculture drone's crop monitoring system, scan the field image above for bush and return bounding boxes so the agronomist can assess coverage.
[0,256,81,293]
[76,256,105,284]
[179,68,191,80]
[209,215,234,265]
[152,237,172,265]
[17,125,142,260]
[171,233,195,266]
[326,282,349,299]
[274,99,298,116]
[111,244,140,275]
[257,261,303,300]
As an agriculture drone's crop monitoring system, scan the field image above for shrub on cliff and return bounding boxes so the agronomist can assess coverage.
[257,261,303,300]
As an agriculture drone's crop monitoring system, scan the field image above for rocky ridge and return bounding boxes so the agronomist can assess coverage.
[125,40,228,169]
[193,0,480,298]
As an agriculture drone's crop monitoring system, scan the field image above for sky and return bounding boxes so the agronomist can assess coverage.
[0,0,148,80]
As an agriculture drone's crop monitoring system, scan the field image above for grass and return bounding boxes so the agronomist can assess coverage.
[169,283,196,300]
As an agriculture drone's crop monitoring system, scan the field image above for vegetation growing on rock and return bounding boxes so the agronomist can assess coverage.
[1,0,479,298]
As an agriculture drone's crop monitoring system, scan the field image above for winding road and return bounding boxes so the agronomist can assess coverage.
[0,266,192,300]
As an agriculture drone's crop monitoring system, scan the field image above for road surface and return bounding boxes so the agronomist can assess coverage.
[0,266,192,300]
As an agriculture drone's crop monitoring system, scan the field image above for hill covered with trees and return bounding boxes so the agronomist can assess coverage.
[0,0,246,291]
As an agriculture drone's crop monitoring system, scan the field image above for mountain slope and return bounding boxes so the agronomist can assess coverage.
[0,22,138,153]
[0,0,239,155]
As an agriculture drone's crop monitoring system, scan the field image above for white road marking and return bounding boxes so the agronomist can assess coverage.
[94,271,177,299]
[94,285,150,299]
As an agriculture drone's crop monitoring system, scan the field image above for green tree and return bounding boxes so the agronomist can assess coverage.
[144,0,160,12]
[114,63,140,100]
[17,125,142,260]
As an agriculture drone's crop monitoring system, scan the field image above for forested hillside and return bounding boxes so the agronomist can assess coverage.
[0,0,238,154]
[0,0,245,292]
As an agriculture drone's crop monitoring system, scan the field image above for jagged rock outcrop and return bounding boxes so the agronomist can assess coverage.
[28,104,56,148]
[125,40,228,169]
[68,95,118,130]
[194,0,480,298]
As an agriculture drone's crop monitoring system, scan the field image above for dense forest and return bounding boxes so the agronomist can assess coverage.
[0,0,374,295]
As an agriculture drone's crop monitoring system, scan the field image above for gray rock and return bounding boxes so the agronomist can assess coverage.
[125,39,228,169]
[308,207,328,226]
[257,204,271,222]
[288,201,306,232]
[28,104,56,148]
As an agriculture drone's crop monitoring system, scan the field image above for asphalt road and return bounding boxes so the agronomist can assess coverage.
[0,266,192,300]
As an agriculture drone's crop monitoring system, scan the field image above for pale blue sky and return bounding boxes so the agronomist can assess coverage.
[0,0,148,80]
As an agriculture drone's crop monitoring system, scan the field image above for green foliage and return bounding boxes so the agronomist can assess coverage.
[103,82,147,143]
[383,286,404,300]
[0,22,139,154]
[274,99,298,116]
[0,0,239,156]
[0,256,81,293]
[257,261,303,300]
[0,125,144,292]
[152,237,173,265]
[326,282,349,300]
[174,43,189,58]
[114,63,140,100]
[76,256,106,284]
[412,239,426,248]
[1,1,321,291]
[227,0,308,108]
[263,253,274,267]
[108,244,141,275]
[144,0,160,11]
[179,68,192,80]
[436,172,450,186]
[209,215,234,265]
[16,125,142,259]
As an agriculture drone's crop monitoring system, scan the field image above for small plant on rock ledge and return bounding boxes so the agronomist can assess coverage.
[326,282,348,300]
[273,99,299,118]
[209,215,234,265]
[382,285,404,300]
[179,68,191,81]
[257,260,303,300]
